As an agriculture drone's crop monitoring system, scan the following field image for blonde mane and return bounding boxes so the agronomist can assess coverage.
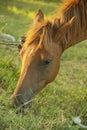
[24,21,52,50]
[60,0,87,27]
[24,0,87,49]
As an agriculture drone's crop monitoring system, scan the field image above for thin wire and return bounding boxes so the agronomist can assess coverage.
[0,42,19,47]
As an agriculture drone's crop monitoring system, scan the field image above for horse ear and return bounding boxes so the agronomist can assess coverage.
[34,9,44,25]
[53,16,75,42]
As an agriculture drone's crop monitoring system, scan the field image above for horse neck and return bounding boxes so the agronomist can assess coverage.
[60,0,87,49]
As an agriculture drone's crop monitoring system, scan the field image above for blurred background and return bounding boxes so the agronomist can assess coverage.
[0,0,87,130]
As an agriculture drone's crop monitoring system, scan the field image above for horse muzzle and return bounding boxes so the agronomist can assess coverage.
[10,88,34,112]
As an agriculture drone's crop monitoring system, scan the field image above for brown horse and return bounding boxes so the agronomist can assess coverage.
[11,0,87,108]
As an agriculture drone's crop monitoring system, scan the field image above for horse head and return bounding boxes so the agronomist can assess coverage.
[11,9,75,109]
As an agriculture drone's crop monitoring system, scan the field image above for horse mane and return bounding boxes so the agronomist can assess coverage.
[23,0,87,49]
[60,0,87,27]
[57,0,87,48]
[24,21,53,50]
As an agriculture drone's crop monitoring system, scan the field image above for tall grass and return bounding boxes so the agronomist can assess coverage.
[0,0,87,130]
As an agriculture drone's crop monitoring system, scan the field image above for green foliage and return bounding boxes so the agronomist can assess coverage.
[0,0,87,130]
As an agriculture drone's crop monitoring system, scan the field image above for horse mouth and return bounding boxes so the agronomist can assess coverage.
[16,101,32,115]
[10,95,33,114]
[10,86,35,111]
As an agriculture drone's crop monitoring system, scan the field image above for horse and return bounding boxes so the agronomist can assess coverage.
[11,0,87,109]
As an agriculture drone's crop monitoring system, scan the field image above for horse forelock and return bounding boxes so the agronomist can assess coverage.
[23,21,53,52]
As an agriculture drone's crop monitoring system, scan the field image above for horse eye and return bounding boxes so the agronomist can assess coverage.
[44,59,51,65]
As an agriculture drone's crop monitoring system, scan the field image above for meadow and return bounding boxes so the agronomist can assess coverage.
[0,0,87,130]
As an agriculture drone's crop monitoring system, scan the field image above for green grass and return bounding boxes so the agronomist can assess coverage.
[0,0,87,130]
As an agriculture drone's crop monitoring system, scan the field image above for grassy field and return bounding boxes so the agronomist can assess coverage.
[0,0,87,130]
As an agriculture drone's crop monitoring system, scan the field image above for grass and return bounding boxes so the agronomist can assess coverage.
[0,0,87,130]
